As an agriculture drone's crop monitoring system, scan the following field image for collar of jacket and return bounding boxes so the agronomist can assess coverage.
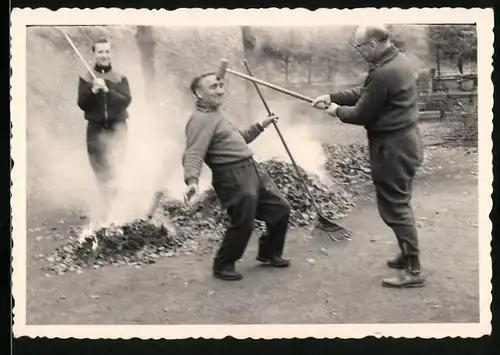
[369,45,399,72]
[94,63,112,73]
[195,100,219,113]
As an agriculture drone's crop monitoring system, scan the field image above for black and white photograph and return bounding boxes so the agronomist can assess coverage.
[11,7,493,339]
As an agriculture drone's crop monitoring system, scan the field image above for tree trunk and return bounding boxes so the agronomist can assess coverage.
[135,26,157,104]
[284,56,289,82]
[457,55,464,75]
[307,57,312,83]
[436,45,441,79]
[327,60,332,82]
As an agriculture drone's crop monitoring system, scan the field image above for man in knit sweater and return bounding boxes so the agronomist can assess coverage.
[182,72,292,281]
[312,25,425,288]
[77,37,132,223]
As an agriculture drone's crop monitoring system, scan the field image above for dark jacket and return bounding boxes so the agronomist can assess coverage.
[331,46,419,138]
[77,65,132,124]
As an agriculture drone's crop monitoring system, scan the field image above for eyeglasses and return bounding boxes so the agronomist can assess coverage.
[354,35,389,49]
[353,40,371,50]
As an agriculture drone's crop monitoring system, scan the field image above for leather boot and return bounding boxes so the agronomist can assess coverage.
[387,239,408,269]
[387,253,407,269]
[213,264,243,281]
[257,232,290,268]
[256,254,291,267]
[382,255,425,288]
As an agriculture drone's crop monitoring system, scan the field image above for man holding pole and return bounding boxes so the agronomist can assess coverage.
[77,37,132,223]
[311,25,425,288]
[182,71,292,281]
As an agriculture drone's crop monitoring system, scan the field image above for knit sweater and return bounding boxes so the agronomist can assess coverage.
[77,64,132,124]
[330,46,419,137]
[182,103,264,185]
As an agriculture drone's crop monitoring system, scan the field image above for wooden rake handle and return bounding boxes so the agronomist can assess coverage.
[242,60,321,214]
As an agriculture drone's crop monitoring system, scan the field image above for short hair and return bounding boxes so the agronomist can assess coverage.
[189,72,216,96]
[92,37,111,52]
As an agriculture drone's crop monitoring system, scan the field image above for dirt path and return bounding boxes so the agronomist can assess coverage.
[24,146,480,325]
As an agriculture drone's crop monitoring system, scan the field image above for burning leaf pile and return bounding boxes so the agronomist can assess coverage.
[43,218,191,275]
[44,158,358,274]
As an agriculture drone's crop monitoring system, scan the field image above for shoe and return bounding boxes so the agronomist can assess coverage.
[382,255,425,288]
[387,253,407,269]
[382,270,426,288]
[256,255,290,267]
[212,266,243,281]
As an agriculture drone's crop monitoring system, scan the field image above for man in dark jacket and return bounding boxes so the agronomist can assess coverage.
[182,72,292,281]
[312,25,425,288]
[77,37,132,222]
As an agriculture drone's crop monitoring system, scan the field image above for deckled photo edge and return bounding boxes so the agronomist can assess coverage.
[10,7,494,340]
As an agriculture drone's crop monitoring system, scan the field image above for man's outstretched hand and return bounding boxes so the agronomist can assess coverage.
[326,102,339,117]
[312,95,339,117]
[311,94,331,109]
[259,113,279,129]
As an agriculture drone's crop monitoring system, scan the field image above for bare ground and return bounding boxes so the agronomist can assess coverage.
[24,120,480,325]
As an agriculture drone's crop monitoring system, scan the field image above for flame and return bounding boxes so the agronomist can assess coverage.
[77,222,99,251]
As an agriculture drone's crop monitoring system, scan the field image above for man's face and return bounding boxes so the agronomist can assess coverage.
[353,38,378,62]
[93,42,112,67]
[196,74,225,107]
[352,28,379,63]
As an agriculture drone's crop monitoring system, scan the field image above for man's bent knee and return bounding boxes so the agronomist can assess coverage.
[281,200,292,217]
[227,192,258,224]
[270,199,292,226]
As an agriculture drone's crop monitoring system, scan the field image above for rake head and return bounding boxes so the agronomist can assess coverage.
[313,214,352,242]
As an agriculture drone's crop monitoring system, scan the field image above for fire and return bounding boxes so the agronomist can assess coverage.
[77,222,99,251]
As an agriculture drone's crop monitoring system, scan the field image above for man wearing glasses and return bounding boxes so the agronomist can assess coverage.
[311,25,425,288]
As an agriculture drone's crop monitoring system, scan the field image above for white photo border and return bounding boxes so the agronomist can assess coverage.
[10,7,494,340]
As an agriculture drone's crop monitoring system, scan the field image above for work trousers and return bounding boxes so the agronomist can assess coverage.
[211,158,292,270]
[86,120,128,204]
[368,125,424,257]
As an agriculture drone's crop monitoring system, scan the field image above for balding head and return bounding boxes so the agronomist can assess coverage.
[353,24,392,63]
[354,25,390,45]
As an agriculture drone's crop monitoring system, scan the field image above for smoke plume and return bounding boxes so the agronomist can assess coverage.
[26,25,331,229]
[249,99,331,184]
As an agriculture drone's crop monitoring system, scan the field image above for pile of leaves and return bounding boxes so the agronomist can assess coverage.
[322,142,372,186]
[322,140,438,181]
[255,160,356,226]
[160,195,227,244]
[44,158,359,274]
[43,218,190,275]
[161,160,357,230]
[160,159,357,231]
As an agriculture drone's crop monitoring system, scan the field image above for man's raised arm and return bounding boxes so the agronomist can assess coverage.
[329,86,364,106]
[77,75,100,112]
[311,86,364,110]
[239,122,264,144]
[239,114,279,143]
[335,72,388,126]
[106,75,132,110]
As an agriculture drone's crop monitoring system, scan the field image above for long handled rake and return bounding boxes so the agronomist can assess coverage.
[242,60,351,242]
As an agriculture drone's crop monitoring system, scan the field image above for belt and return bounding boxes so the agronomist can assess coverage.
[210,156,254,173]
[367,123,417,140]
